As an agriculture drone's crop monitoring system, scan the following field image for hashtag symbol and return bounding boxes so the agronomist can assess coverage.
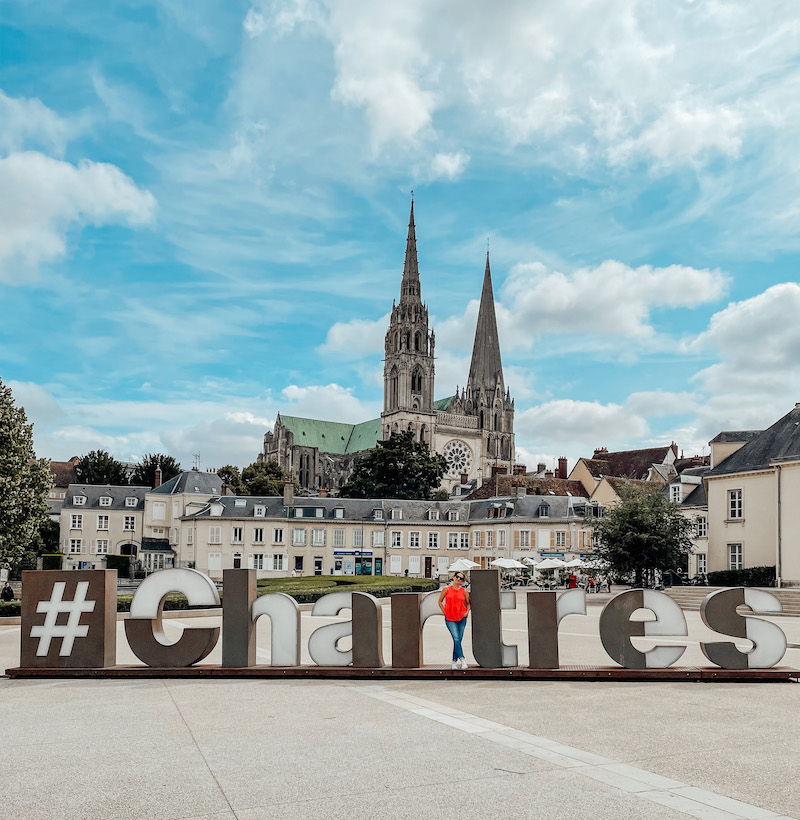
[30,581,96,657]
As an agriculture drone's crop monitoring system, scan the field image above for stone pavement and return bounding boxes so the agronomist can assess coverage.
[1,594,798,819]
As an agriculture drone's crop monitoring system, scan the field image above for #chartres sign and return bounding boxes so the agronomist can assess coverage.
[18,569,789,672]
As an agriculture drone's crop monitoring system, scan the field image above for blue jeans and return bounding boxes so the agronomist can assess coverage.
[445,616,467,661]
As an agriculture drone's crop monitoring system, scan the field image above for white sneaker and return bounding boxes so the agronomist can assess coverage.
[451,661,458,670]
[459,658,468,670]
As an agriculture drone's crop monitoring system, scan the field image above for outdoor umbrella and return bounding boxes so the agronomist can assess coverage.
[536,558,567,570]
[490,558,527,569]
[521,557,539,566]
[564,558,586,568]
[447,558,480,572]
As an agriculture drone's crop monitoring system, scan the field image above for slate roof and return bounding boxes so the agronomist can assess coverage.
[150,470,223,495]
[63,484,149,510]
[278,414,381,455]
[706,405,800,476]
[465,474,589,501]
[709,430,762,444]
[468,495,600,522]
[682,483,707,507]
[467,253,504,393]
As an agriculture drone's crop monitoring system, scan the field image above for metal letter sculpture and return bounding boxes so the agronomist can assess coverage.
[527,588,586,669]
[222,568,257,667]
[470,569,518,668]
[700,587,786,669]
[599,589,688,668]
[251,592,302,667]
[124,568,220,667]
[21,570,116,668]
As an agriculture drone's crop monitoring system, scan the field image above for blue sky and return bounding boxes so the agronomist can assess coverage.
[3,1,800,472]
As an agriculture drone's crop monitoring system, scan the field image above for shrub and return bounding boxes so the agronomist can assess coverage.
[41,554,63,571]
[707,566,776,587]
[0,600,21,617]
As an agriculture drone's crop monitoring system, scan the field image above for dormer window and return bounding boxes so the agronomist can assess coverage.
[210,504,223,517]
[74,495,86,506]
[234,498,246,508]
[315,508,324,518]
[447,510,459,521]
[125,497,138,508]
[254,505,266,518]
[334,507,344,519]
[294,508,304,518]
[99,496,112,507]
[428,509,440,521]
[373,509,384,520]
[538,504,550,518]
[391,508,402,520]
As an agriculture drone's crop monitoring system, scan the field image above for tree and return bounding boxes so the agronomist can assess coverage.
[0,379,52,572]
[340,431,447,500]
[75,449,129,485]
[240,461,294,496]
[592,481,694,587]
[131,454,181,489]
[217,464,244,495]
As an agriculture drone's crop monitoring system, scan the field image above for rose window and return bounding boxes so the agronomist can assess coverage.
[443,440,472,478]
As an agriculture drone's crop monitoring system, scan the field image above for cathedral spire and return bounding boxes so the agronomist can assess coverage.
[467,251,504,393]
[399,197,421,304]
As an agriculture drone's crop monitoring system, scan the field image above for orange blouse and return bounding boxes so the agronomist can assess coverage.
[442,585,468,621]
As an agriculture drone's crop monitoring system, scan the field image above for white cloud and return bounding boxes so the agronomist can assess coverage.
[0,90,74,155]
[429,151,469,180]
[0,152,156,281]
[318,313,389,359]
[7,381,65,426]
[243,7,268,37]
[281,383,379,422]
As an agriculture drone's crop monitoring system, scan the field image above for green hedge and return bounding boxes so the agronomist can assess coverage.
[0,600,21,617]
[41,554,63,570]
[255,575,439,604]
[707,566,776,587]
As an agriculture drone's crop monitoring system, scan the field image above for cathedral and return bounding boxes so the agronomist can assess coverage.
[259,201,515,494]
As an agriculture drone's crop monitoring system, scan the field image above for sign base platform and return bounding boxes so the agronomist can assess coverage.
[5,665,799,682]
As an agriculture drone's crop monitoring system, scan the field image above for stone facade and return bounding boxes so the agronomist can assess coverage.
[260,201,516,493]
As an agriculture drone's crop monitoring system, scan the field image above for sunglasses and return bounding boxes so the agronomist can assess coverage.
[455,574,465,580]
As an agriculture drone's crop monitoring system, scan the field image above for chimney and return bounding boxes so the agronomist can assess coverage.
[491,464,508,477]
[154,466,163,488]
[544,469,554,478]
[283,477,294,507]
[557,457,568,480]
[460,471,468,485]
[593,447,608,459]
[512,464,526,476]
[319,487,328,498]
[514,482,526,498]
[536,462,546,474]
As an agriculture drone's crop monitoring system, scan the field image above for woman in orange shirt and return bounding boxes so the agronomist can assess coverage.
[438,572,471,670]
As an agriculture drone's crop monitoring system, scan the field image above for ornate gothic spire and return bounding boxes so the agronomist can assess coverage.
[467,251,504,393]
[399,198,421,304]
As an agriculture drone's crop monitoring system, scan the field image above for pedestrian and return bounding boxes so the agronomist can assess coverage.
[438,572,471,670]
[568,572,577,589]
[1,582,14,602]
[290,569,297,578]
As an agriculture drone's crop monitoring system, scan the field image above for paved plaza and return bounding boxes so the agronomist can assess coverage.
[1,593,799,819]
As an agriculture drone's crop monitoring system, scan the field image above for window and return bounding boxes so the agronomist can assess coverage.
[251,554,264,570]
[391,508,402,520]
[294,556,304,572]
[473,531,482,548]
[459,533,469,550]
[428,532,440,550]
[187,530,193,545]
[428,509,440,521]
[99,496,112,507]
[409,531,421,549]
[294,508,304,518]
[232,527,243,543]
[254,506,265,518]
[208,526,221,544]
[69,539,82,554]
[373,509,384,520]
[538,504,550,518]
[696,516,707,538]
[670,485,682,503]
[253,527,265,543]
[334,507,344,519]
[697,553,707,574]
[73,495,86,506]
[311,528,326,546]
[125,497,137,508]
[123,516,136,532]
[70,514,83,530]
[95,539,109,555]
[390,530,402,548]
[208,553,222,571]
[447,532,459,549]
[353,529,363,548]
[152,501,166,521]
[408,555,421,574]
[273,554,285,571]
[555,531,566,548]
[498,530,506,547]
[728,489,743,519]
[447,510,459,521]
[234,498,246,508]
[292,528,306,546]
[390,554,402,574]
[728,543,743,570]
[486,531,493,548]
[273,528,284,544]
[333,528,345,547]
[96,515,109,531]
[315,508,324,518]
[519,530,531,548]
[152,527,165,536]
[371,530,385,547]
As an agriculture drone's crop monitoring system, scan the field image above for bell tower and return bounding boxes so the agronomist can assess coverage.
[382,198,437,446]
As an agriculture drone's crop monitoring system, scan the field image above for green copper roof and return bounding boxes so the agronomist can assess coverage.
[279,415,381,454]
[434,396,453,411]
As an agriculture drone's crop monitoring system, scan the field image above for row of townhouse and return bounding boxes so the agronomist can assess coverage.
[59,470,604,579]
